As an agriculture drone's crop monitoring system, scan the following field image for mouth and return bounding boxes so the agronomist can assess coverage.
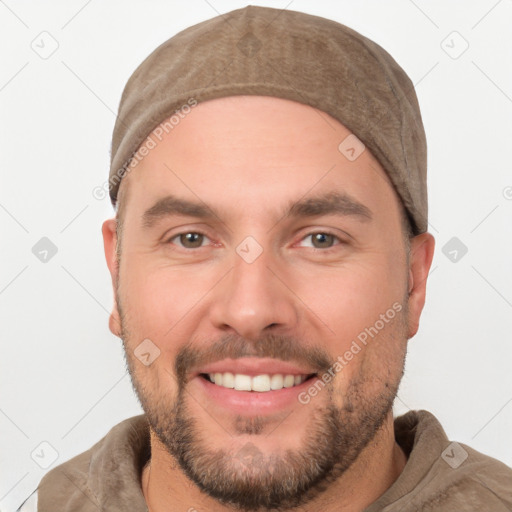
[189,358,321,415]
[200,372,316,392]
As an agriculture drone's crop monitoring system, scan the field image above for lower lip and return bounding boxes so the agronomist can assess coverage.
[191,375,318,415]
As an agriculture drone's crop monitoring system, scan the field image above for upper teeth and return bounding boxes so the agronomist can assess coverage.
[207,372,307,392]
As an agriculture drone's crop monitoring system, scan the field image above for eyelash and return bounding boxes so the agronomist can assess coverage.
[166,230,345,252]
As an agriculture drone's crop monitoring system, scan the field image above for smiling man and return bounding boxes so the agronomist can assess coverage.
[29,5,512,512]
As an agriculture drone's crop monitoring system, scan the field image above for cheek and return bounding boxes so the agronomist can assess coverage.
[291,257,406,341]
[284,256,408,396]
[118,257,215,342]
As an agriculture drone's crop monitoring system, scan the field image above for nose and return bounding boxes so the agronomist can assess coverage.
[208,246,299,340]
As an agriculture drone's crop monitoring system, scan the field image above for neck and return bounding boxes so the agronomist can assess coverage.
[142,411,407,512]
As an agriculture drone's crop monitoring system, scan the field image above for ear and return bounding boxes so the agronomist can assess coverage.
[407,232,435,339]
[102,218,122,337]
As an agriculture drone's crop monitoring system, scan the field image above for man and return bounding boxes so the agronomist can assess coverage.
[23,5,512,512]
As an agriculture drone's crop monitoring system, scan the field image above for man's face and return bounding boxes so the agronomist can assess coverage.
[104,96,429,510]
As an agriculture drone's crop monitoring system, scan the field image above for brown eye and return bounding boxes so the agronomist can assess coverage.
[174,232,206,248]
[310,233,337,249]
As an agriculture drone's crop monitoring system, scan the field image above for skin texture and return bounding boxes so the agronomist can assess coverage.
[102,95,435,512]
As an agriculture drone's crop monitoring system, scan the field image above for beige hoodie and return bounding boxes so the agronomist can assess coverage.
[27,410,512,512]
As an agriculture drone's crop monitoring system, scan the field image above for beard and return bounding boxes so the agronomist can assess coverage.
[119,300,408,511]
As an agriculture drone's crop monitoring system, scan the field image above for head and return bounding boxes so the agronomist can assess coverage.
[103,94,434,510]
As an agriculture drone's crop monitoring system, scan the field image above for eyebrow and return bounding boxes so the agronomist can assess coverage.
[142,196,217,228]
[141,191,372,228]
[286,191,372,221]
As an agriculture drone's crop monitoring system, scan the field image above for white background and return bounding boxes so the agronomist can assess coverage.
[1,1,511,510]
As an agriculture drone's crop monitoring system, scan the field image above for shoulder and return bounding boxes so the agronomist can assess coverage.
[416,442,512,511]
[366,410,512,512]
[35,415,149,512]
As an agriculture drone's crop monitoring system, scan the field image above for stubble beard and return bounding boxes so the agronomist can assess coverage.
[119,297,408,511]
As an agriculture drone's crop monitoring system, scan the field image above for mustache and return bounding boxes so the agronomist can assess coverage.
[175,333,332,384]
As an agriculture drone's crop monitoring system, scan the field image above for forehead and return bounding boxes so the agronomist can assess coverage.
[120,96,400,225]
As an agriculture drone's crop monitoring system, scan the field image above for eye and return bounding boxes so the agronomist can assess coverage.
[298,232,342,250]
[168,232,210,249]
